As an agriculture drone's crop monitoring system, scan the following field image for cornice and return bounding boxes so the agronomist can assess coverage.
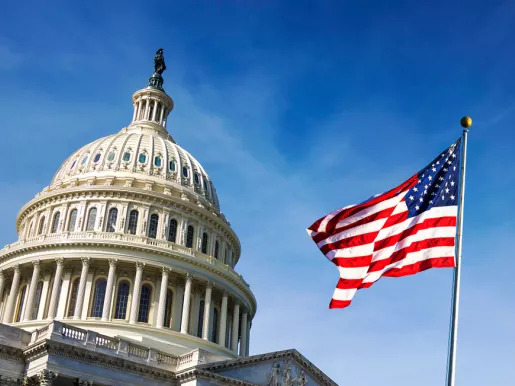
[0,344,24,364]
[175,369,258,386]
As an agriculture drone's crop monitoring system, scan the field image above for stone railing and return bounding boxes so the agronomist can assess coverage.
[0,231,248,287]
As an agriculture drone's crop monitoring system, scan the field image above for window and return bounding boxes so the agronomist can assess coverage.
[137,284,152,323]
[93,153,101,163]
[51,212,60,233]
[90,279,107,317]
[169,160,176,172]
[106,208,118,232]
[114,281,130,319]
[186,225,194,248]
[212,308,219,343]
[154,156,162,167]
[182,166,189,178]
[148,214,159,239]
[197,300,205,338]
[168,219,177,242]
[214,241,219,259]
[67,279,80,317]
[127,210,139,235]
[107,151,115,162]
[86,208,97,231]
[31,282,43,320]
[138,153,147,164]
[163,289,173,328]
[81,154,89,165]
[70,159,77,169]
[194,172,200,185]
[148,104,154,120]
[122,152,131,162]
[38,217,45,235]
[68,209,78,232]
[15,286,27,322]
[201,233,208,254]
[155,103,162,122]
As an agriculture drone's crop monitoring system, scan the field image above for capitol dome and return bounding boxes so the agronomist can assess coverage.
[0,51,255,359]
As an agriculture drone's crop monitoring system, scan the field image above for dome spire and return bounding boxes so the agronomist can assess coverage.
[148,48,166,91]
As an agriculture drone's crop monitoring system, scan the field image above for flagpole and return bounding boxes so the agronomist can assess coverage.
[445,116,471,386]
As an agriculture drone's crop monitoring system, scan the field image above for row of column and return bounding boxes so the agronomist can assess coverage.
[0,259,252,356]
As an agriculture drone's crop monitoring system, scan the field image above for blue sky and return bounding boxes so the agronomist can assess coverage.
[1,1,514,384]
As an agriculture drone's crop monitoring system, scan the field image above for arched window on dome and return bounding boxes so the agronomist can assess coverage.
[201,233,209,254]
[67,278,80,317]
[15,285,27,323]
[212,308,219,343]
[137,284,152,323]
[86,208,97,231]
[114,281,130,320]
[186,225,194,248]
[51,212,60,233]
[214,240,219,259]
[197,300,205,338]
[38,216,46,235]
[90,278,107,318]
[163,288,173,328]
[67,209,78,232]
[106,208,118,233]
[31,282,44,320]
[148,214,159,239]
[127,210,139,235]
[168,219,177,243]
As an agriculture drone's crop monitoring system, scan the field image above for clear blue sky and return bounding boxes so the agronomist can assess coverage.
[1,1,514,384]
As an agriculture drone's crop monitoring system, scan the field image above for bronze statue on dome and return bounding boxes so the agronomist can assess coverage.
[154,48,166,75]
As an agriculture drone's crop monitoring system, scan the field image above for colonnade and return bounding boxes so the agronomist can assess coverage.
[0,258,252,356]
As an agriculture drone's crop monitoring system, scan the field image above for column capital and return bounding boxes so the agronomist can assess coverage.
[108,258,118,268]
[13,264,20,274]
[0,270,4,279]
[162,266,171,275]
[206,281,214,289]
[185,273,194,282]
[222,290,229,297]
[81,257,91,267]
[38,369,58,385]
[55,257,65,266]
[136,261,145,270]
[32,259,41,267]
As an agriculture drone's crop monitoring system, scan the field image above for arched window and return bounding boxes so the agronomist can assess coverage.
[114,281,130,319]
[106,208,118,233]
[31,282,44,320]
[27,221,34,238]
[186,225,194,248]
[197,300,205,338]
[168,219,177,242]
[15,286,27,322]
[67,278,80,317]
[90,278,107,317]
[51,212,60,233]
[214,241,220,259]
[163,289,173,328]
[148,214,159,239]
[201,233,209,254]
[127,210,139,235]
[38,217,45,235]
[212,308,219,343]
[137,284,152,323]
[86,208,97,231]
[67,209,78,232]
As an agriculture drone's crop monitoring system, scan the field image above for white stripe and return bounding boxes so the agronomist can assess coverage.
[328,243,374,259]
[318,204,357,232]
[362,245,455,284]
[337,266,369,280]
[316,217,388,248]
[332,287,358,301]
[391,200,408,214]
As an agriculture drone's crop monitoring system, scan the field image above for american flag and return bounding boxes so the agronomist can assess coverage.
[307,138,462,309]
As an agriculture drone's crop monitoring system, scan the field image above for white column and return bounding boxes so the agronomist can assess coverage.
[129,262,144,324]
[73,258,90,319]
[3,265,21,323]
[156,267,170,328]
[23,260,41,321]
[231,302,240,353]
[37,270,51,320]
[152,100,158,121]
[246,320,251,356]
[218,291,228,346]
[56,269,71,319]
[159,104,165,124]
[172,285,184,331]
[180,274,193,334]
[47,258,64,320]
[101,259,118,321]
[0,271,5,309]
[202,283,213,340]
[239,311,248,356]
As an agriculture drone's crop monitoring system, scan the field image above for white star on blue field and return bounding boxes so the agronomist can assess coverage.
[0,1,514,385]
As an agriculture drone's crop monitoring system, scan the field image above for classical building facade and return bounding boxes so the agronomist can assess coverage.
[0,50,336,386]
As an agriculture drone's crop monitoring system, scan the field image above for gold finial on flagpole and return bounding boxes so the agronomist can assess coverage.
[460,116,472,128]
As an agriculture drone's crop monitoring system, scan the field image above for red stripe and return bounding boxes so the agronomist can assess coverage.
[336,278,365,289]
[320,231,378,255]
[329,299,352,309]
[374,216,457,252]
[333,255,373,268]
[382,256,455,277]
[382,209,409,228]
[368,237,455,273]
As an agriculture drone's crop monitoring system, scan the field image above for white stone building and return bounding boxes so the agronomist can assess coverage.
[0,51,337,386]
